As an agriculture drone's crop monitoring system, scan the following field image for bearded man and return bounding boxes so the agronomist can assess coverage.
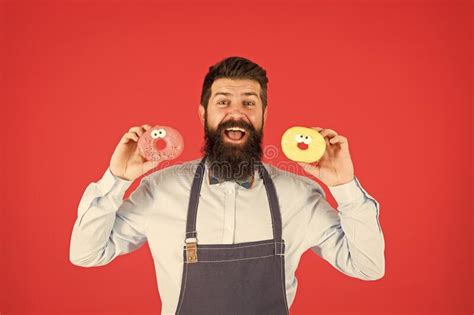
[69,56,385,315]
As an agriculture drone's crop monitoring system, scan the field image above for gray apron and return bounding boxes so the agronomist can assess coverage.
[175,156,289,315]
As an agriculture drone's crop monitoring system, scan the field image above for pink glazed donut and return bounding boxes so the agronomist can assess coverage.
[138,125,184,161]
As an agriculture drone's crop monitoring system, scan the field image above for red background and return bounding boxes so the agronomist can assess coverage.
[1,0,472,314]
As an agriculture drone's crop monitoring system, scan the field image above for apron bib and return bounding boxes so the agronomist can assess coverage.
[175,156,289,315]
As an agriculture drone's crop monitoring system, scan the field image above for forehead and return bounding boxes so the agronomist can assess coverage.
[211,78,261,96]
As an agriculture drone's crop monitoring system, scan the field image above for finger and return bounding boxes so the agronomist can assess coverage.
[320,128,338,138]
[141,124,152,131]
[121,131,139,144]
[324,137,330,146]
[311,126,323,132]
[129,126,145,137]
[329,135,348,145]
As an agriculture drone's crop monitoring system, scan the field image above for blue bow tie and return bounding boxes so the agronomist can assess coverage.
[208,171,255,189]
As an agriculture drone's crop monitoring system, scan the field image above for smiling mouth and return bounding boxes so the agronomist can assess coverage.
[223,127,247,142]
[297,142,308,150]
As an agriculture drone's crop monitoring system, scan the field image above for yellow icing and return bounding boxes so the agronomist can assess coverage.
[281,126,326,163]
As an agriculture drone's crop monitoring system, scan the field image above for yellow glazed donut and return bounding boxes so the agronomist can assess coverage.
[281,126,326,163]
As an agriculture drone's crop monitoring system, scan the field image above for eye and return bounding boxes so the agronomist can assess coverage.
[295,134,305,142]
[217,100,229,105]
[303,135,312,144]
[151,128,166,139]
[244,100,255,106]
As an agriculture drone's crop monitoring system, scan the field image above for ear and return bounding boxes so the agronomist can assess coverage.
[263,106,268,124]
[198,105,205,126]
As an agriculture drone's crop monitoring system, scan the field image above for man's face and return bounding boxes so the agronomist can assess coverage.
[199,78,267,144]
[199,78,268,180]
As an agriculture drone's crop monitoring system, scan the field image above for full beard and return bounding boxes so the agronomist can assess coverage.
[201,115,263,182]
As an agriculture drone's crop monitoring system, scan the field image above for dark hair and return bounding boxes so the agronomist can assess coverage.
[200,56,269,110]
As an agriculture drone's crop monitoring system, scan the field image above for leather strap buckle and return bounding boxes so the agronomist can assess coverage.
[185,238,198,263]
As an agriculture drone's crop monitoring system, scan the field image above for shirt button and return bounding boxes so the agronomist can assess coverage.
[226,189,234,194]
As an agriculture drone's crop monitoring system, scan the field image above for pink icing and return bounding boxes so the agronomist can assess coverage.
[138,125,184,161]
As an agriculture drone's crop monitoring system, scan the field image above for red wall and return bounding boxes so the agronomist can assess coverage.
[1,0,472,314]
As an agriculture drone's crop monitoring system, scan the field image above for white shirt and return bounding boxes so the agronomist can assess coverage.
[69,158,385,315]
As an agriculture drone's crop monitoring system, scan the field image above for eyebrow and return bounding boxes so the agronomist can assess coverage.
[213,92,260,99]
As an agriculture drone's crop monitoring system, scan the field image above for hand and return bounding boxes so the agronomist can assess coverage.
[298,127,355,187]
[109,124,160,181]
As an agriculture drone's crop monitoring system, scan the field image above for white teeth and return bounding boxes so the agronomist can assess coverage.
[226,127,246,132]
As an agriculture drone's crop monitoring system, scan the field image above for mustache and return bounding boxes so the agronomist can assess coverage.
[215,119,256,135]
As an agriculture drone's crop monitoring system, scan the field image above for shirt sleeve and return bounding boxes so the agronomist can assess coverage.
[69,168,153,267]
[302,176,385,280]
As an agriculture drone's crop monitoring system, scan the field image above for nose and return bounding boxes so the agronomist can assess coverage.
[225,104,247,120]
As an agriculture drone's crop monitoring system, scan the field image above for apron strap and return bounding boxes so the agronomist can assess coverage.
[256,160,283,244]
[184,157,207,240]
[184,156,283,244]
